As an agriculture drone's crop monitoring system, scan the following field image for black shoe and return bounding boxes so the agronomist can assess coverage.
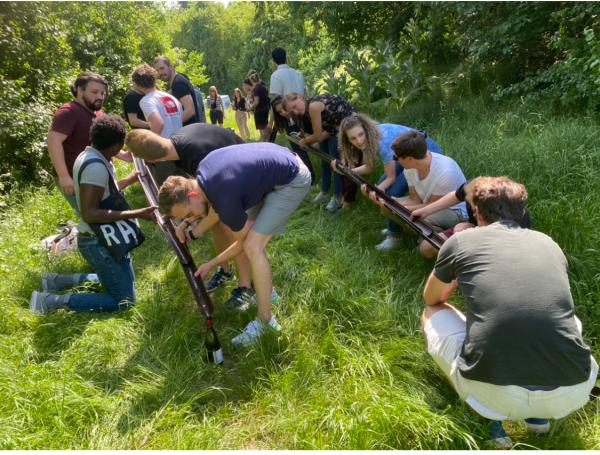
[225,287,256,311]
[205,266,233,292]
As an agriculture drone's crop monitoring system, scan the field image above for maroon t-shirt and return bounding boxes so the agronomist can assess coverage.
[49,101,103,176]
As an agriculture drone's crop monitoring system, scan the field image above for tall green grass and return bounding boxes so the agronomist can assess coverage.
[0,100,598,449]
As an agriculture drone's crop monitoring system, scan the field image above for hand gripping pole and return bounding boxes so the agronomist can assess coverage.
[286,134,446,250]
[133,157,214,319]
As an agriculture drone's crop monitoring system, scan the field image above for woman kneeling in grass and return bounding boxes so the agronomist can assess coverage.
[337,113,443,251]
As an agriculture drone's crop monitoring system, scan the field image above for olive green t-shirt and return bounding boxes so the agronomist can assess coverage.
[434,220,591,386]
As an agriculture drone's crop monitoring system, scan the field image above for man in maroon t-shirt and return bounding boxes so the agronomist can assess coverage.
[47,72,107,212]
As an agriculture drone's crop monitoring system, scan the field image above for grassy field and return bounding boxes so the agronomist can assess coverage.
[1,101,599,449]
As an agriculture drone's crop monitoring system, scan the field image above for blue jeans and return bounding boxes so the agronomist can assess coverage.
[67,234,136,312]
[56,177,81,218]
[380,162,409,234]
[319,136,342,198]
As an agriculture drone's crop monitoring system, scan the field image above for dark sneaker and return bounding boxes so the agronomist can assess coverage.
[205,266,233,292]
[525,418,550,434]
[488,420,513,449]
[225,287,256,311]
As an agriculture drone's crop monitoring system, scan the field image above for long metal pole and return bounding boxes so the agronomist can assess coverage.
[134,157,214,319]
[285,134,446,250]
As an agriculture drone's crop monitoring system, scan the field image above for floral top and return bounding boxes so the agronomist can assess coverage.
[309,94,356,135]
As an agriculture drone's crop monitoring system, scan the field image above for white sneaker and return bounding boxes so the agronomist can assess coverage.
[325,197,342,213]
[313,192,328,204]
[231,316,281,347]
[375,235,400,251]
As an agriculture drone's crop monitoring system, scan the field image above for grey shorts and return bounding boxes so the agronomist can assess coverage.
[248,154,311,236]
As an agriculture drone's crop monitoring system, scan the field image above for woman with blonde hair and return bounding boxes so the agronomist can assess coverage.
[206,85,224,127]
[337,113,444,251]
[284,91,356,213]
[232,87,249,140]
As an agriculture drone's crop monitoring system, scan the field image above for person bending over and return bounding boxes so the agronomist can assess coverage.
[158,142,311,347]
[271,95,315,184]
[337,113,443,250]
[31,115,154,315]
[422,176,597,448]
[125,125,254,307]
[284,92,356,213]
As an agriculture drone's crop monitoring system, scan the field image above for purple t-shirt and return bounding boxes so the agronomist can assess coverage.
[197,143,299,231]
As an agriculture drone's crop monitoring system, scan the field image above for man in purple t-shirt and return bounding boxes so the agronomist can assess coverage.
[48,72,107,212]
[157,142,311,347]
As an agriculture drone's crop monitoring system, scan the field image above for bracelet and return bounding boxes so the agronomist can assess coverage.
[188,229,198,241]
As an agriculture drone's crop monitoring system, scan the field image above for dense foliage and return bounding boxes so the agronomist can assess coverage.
[1,1,599,194]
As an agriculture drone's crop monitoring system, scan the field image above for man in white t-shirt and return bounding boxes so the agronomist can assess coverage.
[131,63,184,185]
[368,130,468,254]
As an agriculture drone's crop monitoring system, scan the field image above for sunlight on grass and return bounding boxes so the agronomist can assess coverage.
[0,101,599,449]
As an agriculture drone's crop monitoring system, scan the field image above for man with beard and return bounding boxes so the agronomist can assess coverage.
[48,72,111,212]
[154,56,204,126]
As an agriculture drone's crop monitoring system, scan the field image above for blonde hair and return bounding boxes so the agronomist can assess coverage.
[465,176,528,224]
[125,129,169,161]
[338,113,380,169]
[158,176,195,215]
[209,85,219,98]
[247,69,260,84]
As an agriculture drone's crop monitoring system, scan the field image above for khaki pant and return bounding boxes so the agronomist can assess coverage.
[235,110,250,140]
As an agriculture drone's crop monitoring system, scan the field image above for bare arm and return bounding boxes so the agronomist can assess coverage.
[47,130,73,194]
[179,94,195,123]
[79,183,154,224]
[412,191,461,220]
[127,113,150,129]
[423,271,458,306]
[376,161,397,191]
[301,101,329,145]
[195,219,253,278]
[147,112,164,136]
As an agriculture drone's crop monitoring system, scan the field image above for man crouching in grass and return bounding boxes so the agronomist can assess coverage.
[158,142,311,347]
[421,176,598,449]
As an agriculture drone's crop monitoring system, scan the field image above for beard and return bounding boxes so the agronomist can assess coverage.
[82,95,103,112]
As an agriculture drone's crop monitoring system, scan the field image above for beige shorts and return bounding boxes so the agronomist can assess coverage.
[247,154,311,236]
[424,308,598,420]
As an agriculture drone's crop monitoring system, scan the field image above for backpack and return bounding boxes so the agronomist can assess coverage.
[191,86,207,123]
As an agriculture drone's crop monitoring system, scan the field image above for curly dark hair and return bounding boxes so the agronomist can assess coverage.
[90,115,127,150]
[131,63,157,89]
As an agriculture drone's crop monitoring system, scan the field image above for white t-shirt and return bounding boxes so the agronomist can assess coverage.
[404,152,467,217]
[73,146,115,234]
[269,64,306,97]
[140,90,183,138]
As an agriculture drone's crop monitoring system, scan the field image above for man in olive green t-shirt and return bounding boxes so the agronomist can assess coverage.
[421,176,597,448]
